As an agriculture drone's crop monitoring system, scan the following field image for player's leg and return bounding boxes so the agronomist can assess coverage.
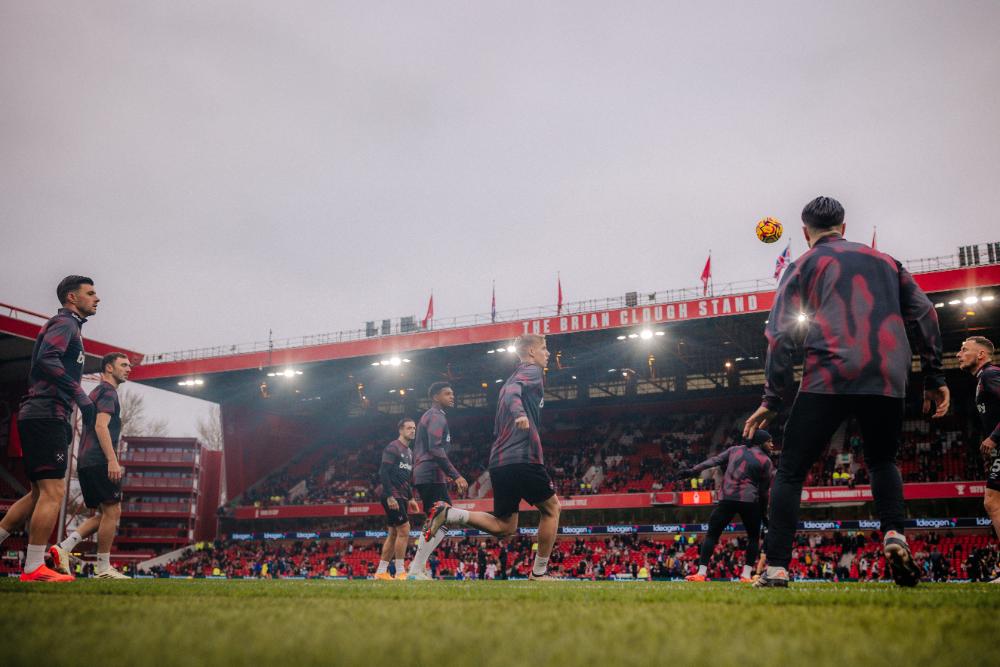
[393,522,410,579]
[530,494,560,578]
[445,509,519,537]
[93,501,124,577]
[409,484,450,579]
[24,478,66,573]
[855,396,919,587]
[738,502,763,581]
[376,526,396,578]
[689,502,736,581]
[758,393,846,587]
[986,489,1000,541]
[0,486,40,544]
[52,511,100,574]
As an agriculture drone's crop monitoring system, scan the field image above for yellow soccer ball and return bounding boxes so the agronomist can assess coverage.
[755,217,783,243]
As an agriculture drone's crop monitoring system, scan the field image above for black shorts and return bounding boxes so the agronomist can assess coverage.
[414,483,450,514]
[489,463,555,519]
[381,497,410,527]
[987,452,1000,492]
[78,465,122,509]
[19,419,72,482]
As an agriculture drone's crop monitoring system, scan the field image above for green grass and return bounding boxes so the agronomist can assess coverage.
[2,579,997,667]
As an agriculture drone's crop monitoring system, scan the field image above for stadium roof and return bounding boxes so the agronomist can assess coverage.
[0,302,144,385]
[124,245,1000,410]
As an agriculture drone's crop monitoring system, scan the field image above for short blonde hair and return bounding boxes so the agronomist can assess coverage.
[514,334,545,358]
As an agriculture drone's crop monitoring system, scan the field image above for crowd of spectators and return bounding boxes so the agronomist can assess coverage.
[148,530,998,582]
[232,411,984,510]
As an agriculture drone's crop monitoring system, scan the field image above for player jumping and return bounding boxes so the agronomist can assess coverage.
[744,196,948,588]
[0,276,98,582]
[956,335,1000,583]
[374,418,419,581]
[50,352,132,579]
[424,334,561,580]
[676,429,775,582]
[407,382,467,579]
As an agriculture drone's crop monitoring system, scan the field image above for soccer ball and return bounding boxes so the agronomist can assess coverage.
[755,217,783,243]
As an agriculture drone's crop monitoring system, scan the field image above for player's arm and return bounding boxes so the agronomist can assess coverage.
[94,408,122,482]
[35,320,93,413]
[505,367,541,430]
[897,262,948,417]
[746,267,801,438]
[427,413,462,481]
[982,368,1000,453]
[379,449,400,508]
[677,447,732,479]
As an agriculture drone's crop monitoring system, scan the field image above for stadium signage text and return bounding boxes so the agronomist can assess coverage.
[520,293,773,336]
[228,517,991,542]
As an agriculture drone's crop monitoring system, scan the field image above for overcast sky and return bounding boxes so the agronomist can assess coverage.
[2,2,999,432]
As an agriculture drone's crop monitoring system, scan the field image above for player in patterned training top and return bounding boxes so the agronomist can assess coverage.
[744,197,949,588]
[424,334,562,580]
[49,352,131,580]
[407,382,468,579]
[0,276,100,582]
[374,418,419,581]
[956,335,1000,582]
[675,430,776,582]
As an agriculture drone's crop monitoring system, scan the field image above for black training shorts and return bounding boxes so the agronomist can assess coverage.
[414,483,450,514]
[19,419,72,482]
[489,463,555,519]
[988,451,1000,492]
[78,465,122,509]
[381,497,410,527]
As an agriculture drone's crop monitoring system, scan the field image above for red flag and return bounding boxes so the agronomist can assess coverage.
[421,293,434,329]
[700,254,712,296]
[871,228,877,250]
[557,274,563,315]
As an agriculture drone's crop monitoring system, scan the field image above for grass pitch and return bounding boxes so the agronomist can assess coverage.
[2,579,996,667]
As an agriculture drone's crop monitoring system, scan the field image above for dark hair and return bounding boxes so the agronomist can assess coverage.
[397,417,415,431]
[428,381,451,399]
[101,352,128,373]
[801,196,845,229]
[57,275,94,305]
[966,336,995,355]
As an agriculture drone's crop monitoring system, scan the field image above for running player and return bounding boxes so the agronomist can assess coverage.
[676,430,775,582]
[407,382,467,579]
[744,197,948,587]
[0,276,98,582]
[956,335,1000,582]
[374,418,419,581]
[50,352,131,579]
[424,334,561,580]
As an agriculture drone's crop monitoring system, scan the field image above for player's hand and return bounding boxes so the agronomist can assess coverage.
[107,459,123,483]
[514,416,530,430]
[386,496,399,511]
[408,499,420,514]
[454,476,469,495]
[743,405,776,439]
[981,437,998,458]
[672,468,692,481]
[79,401,97,428]
[922,386,950,418]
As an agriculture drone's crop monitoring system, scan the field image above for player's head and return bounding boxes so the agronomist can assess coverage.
[428,381,454,408]
[515,334,549,367]
[397,417,416,443]
[749,429,775,453]
[957,336,994,373]
[57,275,98,317]
[801,196,845,247]
[101,352,132,385]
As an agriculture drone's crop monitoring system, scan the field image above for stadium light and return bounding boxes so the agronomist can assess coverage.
[948,299,961,305]
[983,295,995,301]
[487,349,495,354]
[797,313,807,322]
[616,335,627,340]
[655,331,665,336]
[964,296,979,305]
[627,333,639,339]
[506,345,516,353]
[389,357,401,366]
[177,379,204,387]
[640,330,653,340]
[934,303,944,308]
